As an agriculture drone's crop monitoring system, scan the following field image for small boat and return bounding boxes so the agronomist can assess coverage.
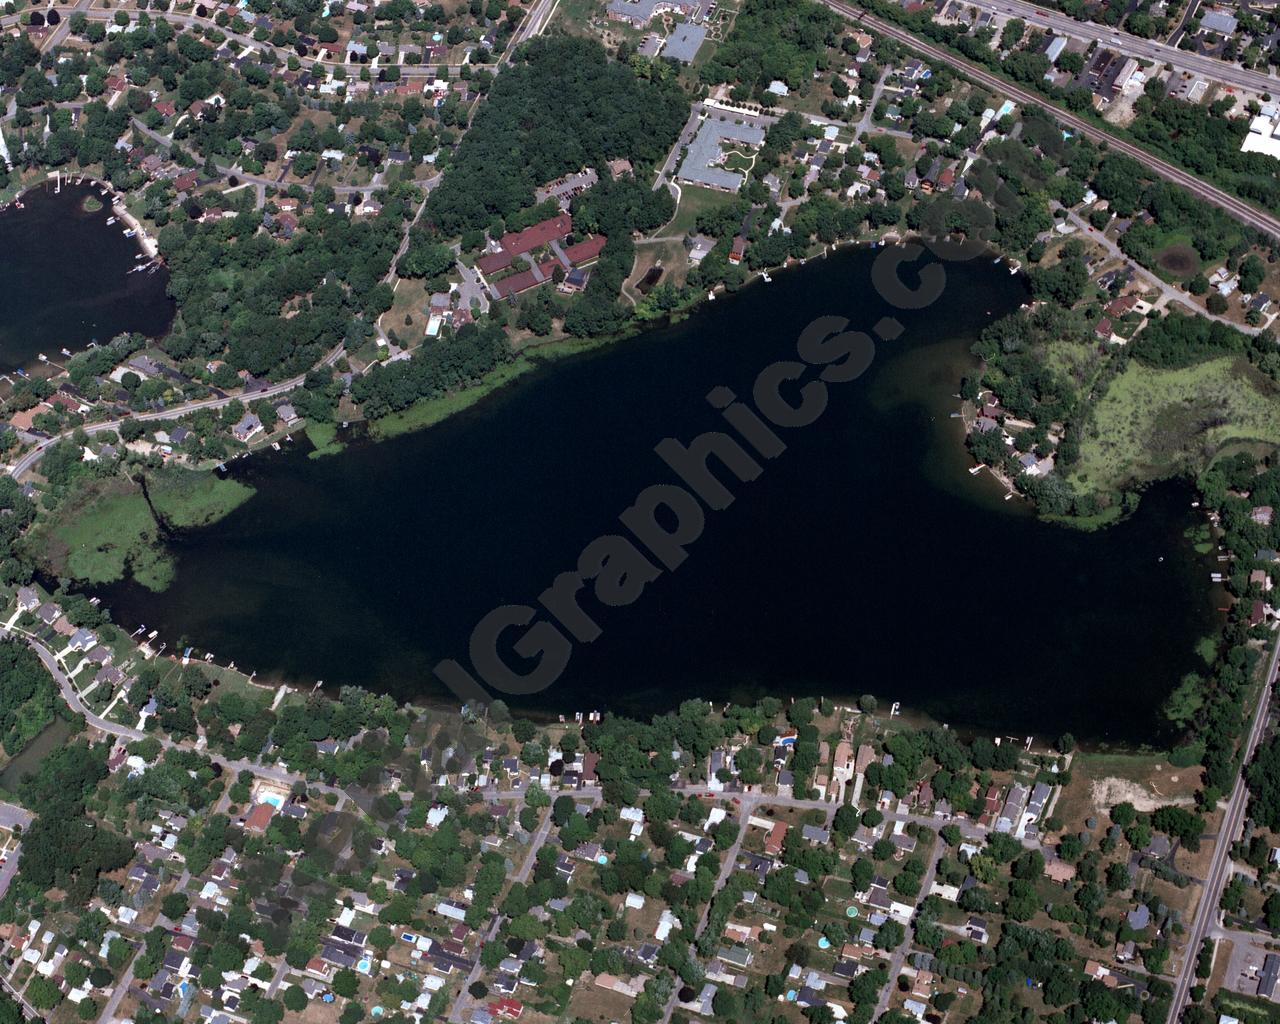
[105,216,116,224]
[123,228,136,237]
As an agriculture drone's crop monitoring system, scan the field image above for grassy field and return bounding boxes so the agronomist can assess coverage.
[1070,356,1280,498]
[1053,750,1202,833]
[1149,229,1200,282]
[664,184,739,239]
[33,470,253,591]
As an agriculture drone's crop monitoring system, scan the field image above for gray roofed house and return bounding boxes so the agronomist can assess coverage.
[1126,904,1150,929]
[68,628,98,651]
[801,824,830,844]
[716,942,752,967]
[1025,782,1052,819]
[321,944,357,969]
[233,413,263,442]
[1260,953,1280,999]
[995,784,1029,833]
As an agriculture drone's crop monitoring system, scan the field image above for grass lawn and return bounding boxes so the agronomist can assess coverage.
[380,276,430,343]
[1053,751,1202,833]
[1151,230,1201,282]
[551,0,605,31]
[1070,356,1280,498]
[32,470,253,591]
[664,184,739,239]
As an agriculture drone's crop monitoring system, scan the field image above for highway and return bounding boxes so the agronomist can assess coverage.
[954,0,1279,94]
[1165,629,1280,1023]
[824,2,1280,242]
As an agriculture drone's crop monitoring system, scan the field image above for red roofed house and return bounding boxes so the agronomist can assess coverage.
[154,101,177,117]
[764,820,787,857]
[174,172,199,192]
[7,407,39,432]
[489,999,523,1020]
[243,802,275,833]
[47,393,81,413]
[1105,294,1137,318]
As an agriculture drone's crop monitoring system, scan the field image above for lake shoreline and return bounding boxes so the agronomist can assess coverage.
[85,249,1218,744]
[365,234,1013,444]
[0,180,173,376]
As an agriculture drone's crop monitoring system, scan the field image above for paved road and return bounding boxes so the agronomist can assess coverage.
[1166,628,1280,1024]
[94,946,140,1024]
[1052,205,1265,333]
[874,835,943,1017]
[828,3,1280,242]
[6,340,345,480]
[0,625,361,806]
[958,0,1279,93]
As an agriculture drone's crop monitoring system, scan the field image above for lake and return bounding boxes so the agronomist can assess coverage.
[92,245,1218,743]
[0,182,174,372]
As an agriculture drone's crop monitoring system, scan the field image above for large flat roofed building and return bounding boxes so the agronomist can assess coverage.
[606,0,705,25]
[661,22,707,62]
[676,118,766,192]
[1243,111,1280,160]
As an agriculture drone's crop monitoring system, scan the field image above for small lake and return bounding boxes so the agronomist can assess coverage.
[0,716,77,793]
[93,246,1219,743]
[0,183,174,372]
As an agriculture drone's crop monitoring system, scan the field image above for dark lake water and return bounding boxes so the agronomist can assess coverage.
[0,183,174,372]
[93,246,1218,742]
